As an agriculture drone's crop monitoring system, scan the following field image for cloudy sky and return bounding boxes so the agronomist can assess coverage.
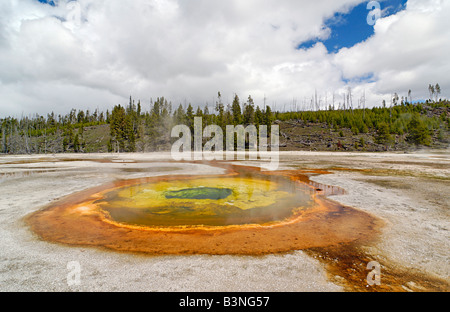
[0,0,449,117]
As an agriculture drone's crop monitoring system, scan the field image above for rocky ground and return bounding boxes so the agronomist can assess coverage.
[277,120,449,152]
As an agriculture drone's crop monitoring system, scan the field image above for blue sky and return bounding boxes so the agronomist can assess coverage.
[298,0,408,53]
[37,0,56,6]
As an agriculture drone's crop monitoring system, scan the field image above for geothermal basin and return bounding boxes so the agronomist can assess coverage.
[0,152,449,292]
[26,162,374,255]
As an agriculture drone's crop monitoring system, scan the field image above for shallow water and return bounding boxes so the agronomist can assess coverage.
[96,169,314,227]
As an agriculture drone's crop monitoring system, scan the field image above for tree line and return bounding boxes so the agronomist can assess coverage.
[107,93,275,152]
[1,89,449,154]
[1,108,107,154]
[275,100,448,146]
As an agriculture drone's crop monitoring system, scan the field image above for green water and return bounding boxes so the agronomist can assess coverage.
[164,187,233,200]
[96,173,314,227]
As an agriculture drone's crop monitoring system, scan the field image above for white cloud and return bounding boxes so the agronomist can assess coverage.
[0,0,448,117]
[334,0,450,103]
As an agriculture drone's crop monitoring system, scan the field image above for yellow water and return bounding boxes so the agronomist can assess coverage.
[96,175,314,227]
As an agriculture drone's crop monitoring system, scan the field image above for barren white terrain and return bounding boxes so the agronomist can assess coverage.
[0,151,448,292]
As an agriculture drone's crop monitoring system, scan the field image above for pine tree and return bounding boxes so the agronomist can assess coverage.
[264,105,273,135]
[73,134,80,152]
[174,104,186,125]
[196,107,203,118]
[186,103,194,132]
[407,114,431,146]
[255,106,263,127]
[109,104,135,152]
[110,105,125,152]
[375,122,392,146]
[243,95,255,125]
[231,94,242,125]
[62,137,68,152]
[77,110,85,124]
[137,100,142,118]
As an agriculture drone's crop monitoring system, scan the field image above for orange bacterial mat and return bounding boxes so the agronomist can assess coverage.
[26,163,380,256]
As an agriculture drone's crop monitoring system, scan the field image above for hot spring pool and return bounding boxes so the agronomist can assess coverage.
[26,162,375,255]
[95,175,313,227]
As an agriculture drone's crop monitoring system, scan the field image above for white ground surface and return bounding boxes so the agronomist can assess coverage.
[0,151,448,292]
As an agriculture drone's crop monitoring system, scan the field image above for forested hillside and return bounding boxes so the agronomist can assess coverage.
[1,92,449,154]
